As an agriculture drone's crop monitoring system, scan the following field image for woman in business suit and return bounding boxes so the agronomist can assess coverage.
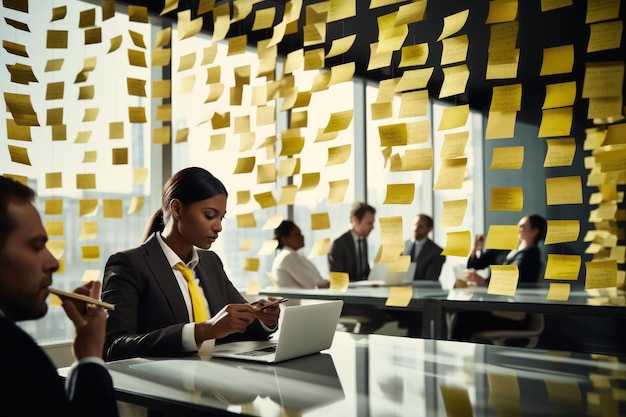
[102,167,280,361]
[449,213,547,342]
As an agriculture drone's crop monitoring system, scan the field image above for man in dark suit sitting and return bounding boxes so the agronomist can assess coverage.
[402,213,446,282]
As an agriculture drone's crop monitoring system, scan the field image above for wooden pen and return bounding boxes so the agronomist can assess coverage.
[49,287,116,311]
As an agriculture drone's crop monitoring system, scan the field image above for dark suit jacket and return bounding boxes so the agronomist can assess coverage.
[0,315,118,417]
[102,234,275,361]
[467,245,541,284]
[402,239,446,281]
[328,230,370,281]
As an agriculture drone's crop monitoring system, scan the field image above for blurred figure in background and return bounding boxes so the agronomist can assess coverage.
[271,220,329,289]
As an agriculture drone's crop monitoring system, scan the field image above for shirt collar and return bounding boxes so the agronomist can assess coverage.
[156,232,199,270]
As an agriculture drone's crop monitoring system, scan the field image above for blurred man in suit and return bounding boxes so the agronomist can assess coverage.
[402,214,445,282]
[328,201,376,282]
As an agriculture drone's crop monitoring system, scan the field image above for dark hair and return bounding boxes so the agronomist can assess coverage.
[274,220,296,249]
[526,213,547,243]
[350,202,376,221]
[142,167,228,241]
[0,176,36,250]
[417,213,434,228]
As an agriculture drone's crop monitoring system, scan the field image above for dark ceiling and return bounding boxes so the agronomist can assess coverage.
[113,1,619,116]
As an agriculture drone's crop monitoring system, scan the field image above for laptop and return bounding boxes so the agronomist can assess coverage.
[210,300,344,363]
[350,262,417,287]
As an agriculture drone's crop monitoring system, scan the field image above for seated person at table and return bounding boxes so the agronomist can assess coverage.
[448,214,547,342]
[271,220,330,288]
[0,176,119,417]
[102,167,279,361]
[328,202,388,334]
[402,213,446,282]
[328,202,376,282]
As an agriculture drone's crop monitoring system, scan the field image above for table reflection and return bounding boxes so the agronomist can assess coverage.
[110,353,344,415]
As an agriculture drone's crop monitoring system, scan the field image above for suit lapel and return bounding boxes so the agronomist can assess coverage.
[142,236,190,322]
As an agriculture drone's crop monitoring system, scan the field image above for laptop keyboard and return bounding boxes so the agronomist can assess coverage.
[236,345,277,356]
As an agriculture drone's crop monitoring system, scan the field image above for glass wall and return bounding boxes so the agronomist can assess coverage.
[2,1,481,343]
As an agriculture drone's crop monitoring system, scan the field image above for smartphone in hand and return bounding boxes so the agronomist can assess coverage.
[253,297,289,310]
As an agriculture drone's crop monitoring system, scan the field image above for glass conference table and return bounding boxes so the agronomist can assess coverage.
[259,284,626,353]
[60,332,626,416]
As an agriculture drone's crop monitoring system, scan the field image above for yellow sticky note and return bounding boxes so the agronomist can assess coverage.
[485,225,519,250]
[246,280,261,295]
[489,146,524,170]
[326,144,351,166]
[329,272,349,292]
[540,45,574,76]
[544,138,576,167]
[438,104,469,131]
[438,9,469,41]
[486,111,516,139]
[440,131,469,160]
[81,269,101,282]
[546,283,571,301]
[324,109,353,133]
[582,61,624,99]
[79,221,98,240]
[81,245,100,262]
[44,198,63,215]
[486,49,520,79]
[236,213,257,228]
[441,34,469,65]
[253,191,277,209]
[309,238,331,258]
[278,184,298,206]
[128,196,145,215]
[491,83,522,112]
[442,230,471,257]
[439,64,470,98]
[243,258,260,272]
[233,156,255,174]
[328,179,349,204]
[546,176,583,205]
[585,260,617,289]
[45,220,64,237]
[538,107,573,137]
[383,183,414,204]
[261,214,284,231]
[103,199,123,218]
[434,158,467,190]
[487,265,519,296]
[79,199,99,217]
[385,286,413,307]
[544,254,581,280]
[311,212,331,230]
[489,187,523,211]
[257,240,278,256]
[47,240,65,259]
[544,220,580,244]
[543,81,576,109]
[439,199,467,228]
[76,173,96,189]
[239,239,253,251]
[379,123,408,146]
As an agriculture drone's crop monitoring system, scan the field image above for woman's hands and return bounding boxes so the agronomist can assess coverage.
[195,299,280,343]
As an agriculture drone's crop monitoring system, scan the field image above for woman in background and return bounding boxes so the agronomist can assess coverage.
[271,220,329,289]
[102,167,279,361]
[449,213,547,342]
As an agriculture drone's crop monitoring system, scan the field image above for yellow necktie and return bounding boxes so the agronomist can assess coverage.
[175,263,209,322]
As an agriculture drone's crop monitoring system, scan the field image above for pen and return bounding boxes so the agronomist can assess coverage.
[49,287,116,311]
[251,297,289,310]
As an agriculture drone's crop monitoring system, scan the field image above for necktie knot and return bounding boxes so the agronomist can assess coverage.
[175,262,209,322]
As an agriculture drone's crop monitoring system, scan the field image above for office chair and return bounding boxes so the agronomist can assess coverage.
[469,313,545,348]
